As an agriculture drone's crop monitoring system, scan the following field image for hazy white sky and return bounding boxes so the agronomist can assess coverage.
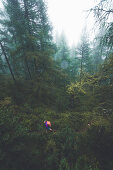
[47,0,96,46]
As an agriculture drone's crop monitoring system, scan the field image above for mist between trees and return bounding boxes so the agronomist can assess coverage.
[0,0,113,169]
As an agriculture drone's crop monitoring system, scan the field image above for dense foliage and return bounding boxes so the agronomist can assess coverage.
[0,0,113,169]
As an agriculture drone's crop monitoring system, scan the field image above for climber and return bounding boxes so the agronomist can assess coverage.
[44,120,53,132]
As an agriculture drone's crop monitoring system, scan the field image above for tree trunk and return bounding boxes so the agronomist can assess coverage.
[80,50,83,84]
[0,42,16,83]
[23,0,36,77]
[23,0,31,35]
[34,58,37,73]
[24,58,32,80]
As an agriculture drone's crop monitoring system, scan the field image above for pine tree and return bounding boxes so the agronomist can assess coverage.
[0,0,55,79]
[77,31,92,82]
[55,32,70,70]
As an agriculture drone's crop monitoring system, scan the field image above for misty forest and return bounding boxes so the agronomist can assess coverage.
[0,0,113,169]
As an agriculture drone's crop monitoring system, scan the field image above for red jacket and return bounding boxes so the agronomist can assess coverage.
[46,121,51,127]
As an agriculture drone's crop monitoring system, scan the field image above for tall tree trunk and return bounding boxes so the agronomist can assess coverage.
[34,58,37,73]
[24,58,32,80]
[23,0,36,76]
[23,0,31,35]
[21,40,32,80]
[80,50,83,84]
[0,42,16,83]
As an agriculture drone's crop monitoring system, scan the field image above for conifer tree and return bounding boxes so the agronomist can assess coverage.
[0,0,55,79]
[55,32,70,70]
[77,32,92,82]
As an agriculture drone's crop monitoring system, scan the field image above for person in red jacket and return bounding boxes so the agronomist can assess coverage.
[44,120,53,132]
